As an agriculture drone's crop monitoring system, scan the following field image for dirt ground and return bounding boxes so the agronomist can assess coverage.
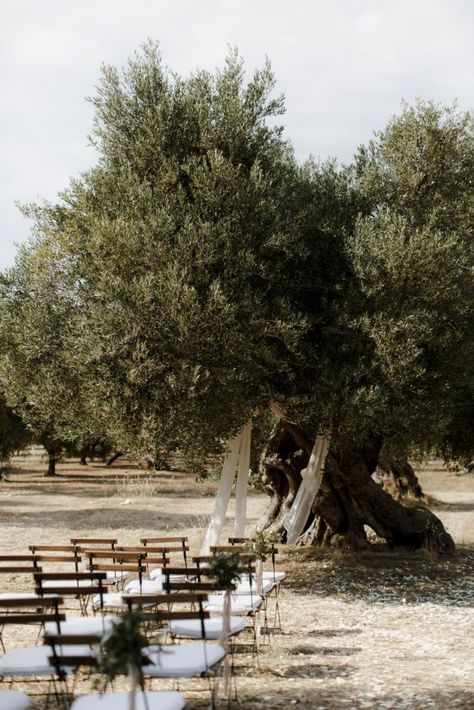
[0,452,473,709]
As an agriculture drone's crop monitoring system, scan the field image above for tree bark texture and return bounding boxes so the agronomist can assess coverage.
[257,421,454,554]
[374,460,424,502]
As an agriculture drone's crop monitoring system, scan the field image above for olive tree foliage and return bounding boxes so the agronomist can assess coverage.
[350,102,474,463]
[3,44,472,498]
[17,44,353,465]
[0,394,30,465]
[0,238,112,471]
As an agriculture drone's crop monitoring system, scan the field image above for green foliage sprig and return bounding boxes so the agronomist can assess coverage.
[207,552,241,589]
[244,530,278,561]
[94,611,151,690]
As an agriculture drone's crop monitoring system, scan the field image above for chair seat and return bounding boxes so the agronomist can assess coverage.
[204,593,263,614]
[44,615,120,636]
[234,579,274,595]
[70,691,186,710]
[42,580,99,590]
[145,642,225,677]
[0,644,89,677]
[169,615,246,639]
[149,568,191,583]
[93,592,156,610]
[262,570,286,582]
[124,579,163,593]
[0,689,30,710]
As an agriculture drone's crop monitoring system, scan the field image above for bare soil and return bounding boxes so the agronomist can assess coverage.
[1,452,473,709]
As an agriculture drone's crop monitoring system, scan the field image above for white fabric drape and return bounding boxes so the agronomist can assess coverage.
[284,434,331,546]
[234,420,252,537]
[201,421,252,554]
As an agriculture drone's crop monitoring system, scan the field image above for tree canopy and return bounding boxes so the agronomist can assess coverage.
[0,44,473,473]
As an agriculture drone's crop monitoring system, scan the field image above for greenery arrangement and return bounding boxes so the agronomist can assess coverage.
[94,611,151,696]
[244,531,278,561]
[207,552,242,589]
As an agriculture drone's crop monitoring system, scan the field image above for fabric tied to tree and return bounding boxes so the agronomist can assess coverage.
[284,434,331,546]
[201,421,252,554]
[233,420,252,537]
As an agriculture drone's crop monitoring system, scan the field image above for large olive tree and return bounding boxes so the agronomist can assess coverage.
[5,46,472,551]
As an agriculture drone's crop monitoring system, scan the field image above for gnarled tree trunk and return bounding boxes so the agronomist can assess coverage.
[374,459,424,502]
[257,420,454,555]
[46,448,57,477]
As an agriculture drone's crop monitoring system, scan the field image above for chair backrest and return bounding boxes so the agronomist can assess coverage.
[34,571,108,610]
[140,536,188,545]
[70,538,117,549]
[140,536,189,568]
[86,550,169,591]
[0,554,43,575]
[45,633,101,678]
[29,545,81,573]
[0,595,65,629]
[120,592,210,637]
[228,539,280,580]
[115,547,178,568]
[162,562,255,592]
[210,545,245,554]
[163,580,231,593]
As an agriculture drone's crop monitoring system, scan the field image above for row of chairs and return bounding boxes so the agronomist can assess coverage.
[0,535,286,708]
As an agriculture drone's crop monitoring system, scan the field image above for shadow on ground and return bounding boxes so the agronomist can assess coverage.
[283,548,474,609]
[0,507,211,530]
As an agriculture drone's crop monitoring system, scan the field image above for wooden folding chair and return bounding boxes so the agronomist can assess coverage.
[116,545,190,586]
[120,594,227,705]
[27,546,82,582]
[45,632,186,709]
[0,596,74,703]
[141,536,189,569]
[0,556,47,651]
[228,537,285,630]
[85,551,169,611]
[34,571,109,620]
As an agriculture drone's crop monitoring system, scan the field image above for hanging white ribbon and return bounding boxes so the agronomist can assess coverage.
[201,420,252,554]
[234,420,252,537]
[284,434,331,546]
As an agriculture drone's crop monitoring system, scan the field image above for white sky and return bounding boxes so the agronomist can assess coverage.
[1,0,473,270]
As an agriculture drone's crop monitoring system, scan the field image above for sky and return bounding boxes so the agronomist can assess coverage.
[1,0,473,270]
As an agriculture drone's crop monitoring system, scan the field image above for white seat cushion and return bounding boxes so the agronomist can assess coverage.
[93,592,156,610]
[0,689,30,710]
[169,616,246,639]
[93,592,129,609]
[0,593,36,601]
[145,643,225,677]
[42,580,99,590]
[44,615,120,636]
[71,691,185,710]
[262,570,286,582]
[124,579,163,593]
[0,592,59,601]
[234,579,274,595]
[0,645,88,677]
[204,593,263,614]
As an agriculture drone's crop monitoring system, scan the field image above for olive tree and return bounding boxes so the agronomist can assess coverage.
[10,46,472,551]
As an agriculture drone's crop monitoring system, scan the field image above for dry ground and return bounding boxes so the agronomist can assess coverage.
[0,452,473,709]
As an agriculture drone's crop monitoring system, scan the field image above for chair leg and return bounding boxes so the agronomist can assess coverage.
[271,584,282,630]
